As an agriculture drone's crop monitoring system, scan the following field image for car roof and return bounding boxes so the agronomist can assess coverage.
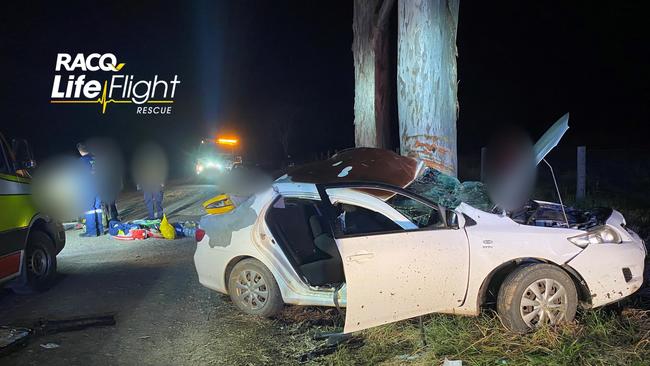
[283,147,424,188]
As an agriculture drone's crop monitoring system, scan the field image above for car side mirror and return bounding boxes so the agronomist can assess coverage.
[446,209,465,228]
[12,138,36,170]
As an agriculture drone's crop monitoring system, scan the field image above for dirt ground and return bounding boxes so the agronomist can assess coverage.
[0,184,329,365]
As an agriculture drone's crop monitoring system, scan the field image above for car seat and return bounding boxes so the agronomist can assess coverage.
[299,215,345,286]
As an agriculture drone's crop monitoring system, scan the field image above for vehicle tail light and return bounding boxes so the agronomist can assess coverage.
[195,228,206,242]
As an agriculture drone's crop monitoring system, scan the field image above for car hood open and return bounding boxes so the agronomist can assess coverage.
[533,113,570,165]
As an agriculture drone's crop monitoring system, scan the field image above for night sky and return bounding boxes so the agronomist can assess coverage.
[1,1,648,178]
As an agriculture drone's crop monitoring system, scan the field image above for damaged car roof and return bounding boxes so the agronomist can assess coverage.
[285,147,423,188]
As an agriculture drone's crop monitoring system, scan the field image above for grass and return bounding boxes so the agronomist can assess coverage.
[321,309,650,365]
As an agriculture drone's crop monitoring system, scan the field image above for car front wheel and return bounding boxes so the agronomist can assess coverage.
[497,264,578,332]
[227,258,283,317]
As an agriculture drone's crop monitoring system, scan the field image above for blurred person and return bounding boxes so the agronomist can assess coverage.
[132,142,168,220]
[86,138,124,225]
[106,201,120,221]
[139,183,164,220]
[77,142,103,237]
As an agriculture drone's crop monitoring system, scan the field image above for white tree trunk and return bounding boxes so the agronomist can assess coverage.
[353,0,379,148]
[398,0,459,176]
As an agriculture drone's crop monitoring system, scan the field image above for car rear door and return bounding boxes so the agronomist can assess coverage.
[319,184,470,333]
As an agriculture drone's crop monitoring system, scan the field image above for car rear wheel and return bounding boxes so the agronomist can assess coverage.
[227,258,283,317]
[497,264,577,333]
[10,231,58,294]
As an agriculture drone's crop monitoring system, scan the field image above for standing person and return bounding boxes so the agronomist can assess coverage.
[132,142,168,220]
[106,201,120,222]
[77,142,103,237]
[87,138,124,225]
[140,183,164,220]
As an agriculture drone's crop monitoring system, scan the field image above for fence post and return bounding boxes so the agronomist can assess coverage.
[480,147,487,182]
[576,146,586,201]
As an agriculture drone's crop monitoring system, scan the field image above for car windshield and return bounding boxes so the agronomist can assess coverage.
[404,167,495,212]
[385,193,443,228]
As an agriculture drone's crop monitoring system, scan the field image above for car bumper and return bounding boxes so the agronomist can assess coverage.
[193,233,229,294]
[567,239,645,308]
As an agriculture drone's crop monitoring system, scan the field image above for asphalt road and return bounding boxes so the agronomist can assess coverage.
[0,184,321,365]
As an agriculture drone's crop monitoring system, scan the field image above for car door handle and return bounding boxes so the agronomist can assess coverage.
[347,251,375,263]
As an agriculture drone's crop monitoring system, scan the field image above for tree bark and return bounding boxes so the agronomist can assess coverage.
[397,0,459,176]
[353,0,379,148]
[373,0,395,149]
[353,0,395,149]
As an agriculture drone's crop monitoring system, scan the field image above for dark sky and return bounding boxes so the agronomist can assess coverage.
[1,1,648,177]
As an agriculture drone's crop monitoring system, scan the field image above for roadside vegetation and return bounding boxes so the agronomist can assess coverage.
[322,308,650,365]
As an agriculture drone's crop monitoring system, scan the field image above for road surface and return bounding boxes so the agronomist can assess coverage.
[0,184,327,365]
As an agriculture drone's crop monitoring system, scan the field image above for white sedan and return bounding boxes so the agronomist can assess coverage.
[194,124,645,334]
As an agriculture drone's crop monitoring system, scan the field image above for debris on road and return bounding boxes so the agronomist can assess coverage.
[442,358,463,366]
[34,313,116,335]
[0,326,31,356]
[0,314,116,357]
[297,335,363,363]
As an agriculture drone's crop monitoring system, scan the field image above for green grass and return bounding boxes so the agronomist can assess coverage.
[322,309,650,365]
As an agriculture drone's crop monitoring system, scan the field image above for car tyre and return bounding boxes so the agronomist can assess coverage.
[10,231,58,294]
[228,258,283,317]
[497,263,577,333]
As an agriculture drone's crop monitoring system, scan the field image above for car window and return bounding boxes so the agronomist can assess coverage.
[334,203,402,236]
[385,193,443,229]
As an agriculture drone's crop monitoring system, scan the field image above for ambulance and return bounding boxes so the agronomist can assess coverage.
[0,132,65,293]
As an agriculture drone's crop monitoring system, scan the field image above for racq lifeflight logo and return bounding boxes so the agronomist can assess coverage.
[50,53,180,114]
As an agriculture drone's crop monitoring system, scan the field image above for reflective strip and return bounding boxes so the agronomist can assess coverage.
[0,173,30,184]
[85,209,103,215]
[0,251,22,280]
[0,176,31,195]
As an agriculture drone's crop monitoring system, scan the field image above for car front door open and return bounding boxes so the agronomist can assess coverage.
[320,185,470,333]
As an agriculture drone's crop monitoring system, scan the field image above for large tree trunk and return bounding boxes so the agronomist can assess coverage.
[397,0,459,176]
[353,0,395,149]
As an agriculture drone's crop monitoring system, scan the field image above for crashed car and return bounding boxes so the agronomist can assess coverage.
[193,116,646,333]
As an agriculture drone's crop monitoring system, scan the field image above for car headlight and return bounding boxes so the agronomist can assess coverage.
[196,164,204,174]
[568,226,621,248]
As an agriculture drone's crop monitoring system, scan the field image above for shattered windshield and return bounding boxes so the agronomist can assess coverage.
[385,193,443,228]
[404,167,494,212]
